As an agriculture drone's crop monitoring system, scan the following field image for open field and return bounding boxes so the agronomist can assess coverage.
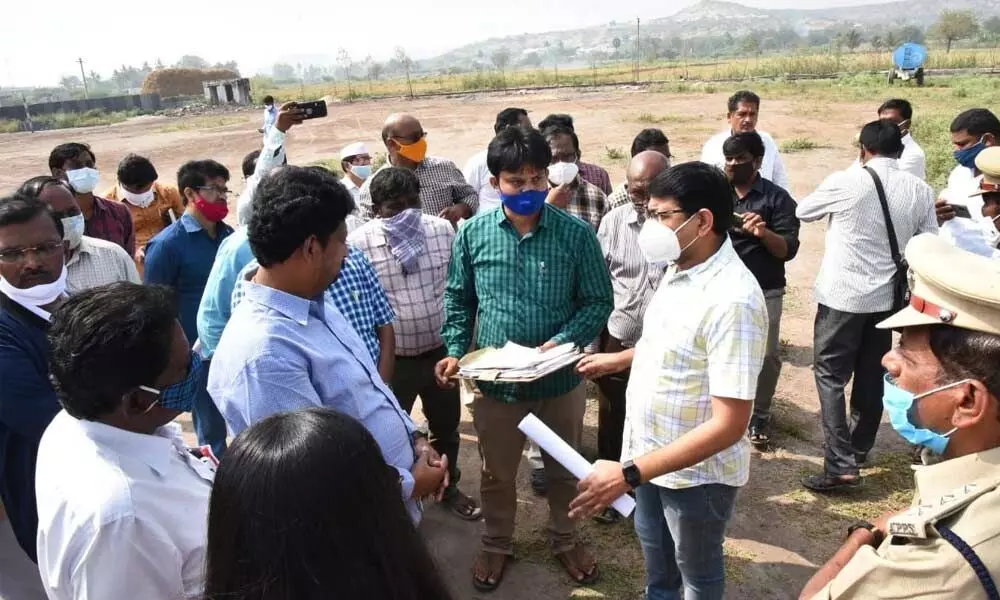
[0,75,991,599]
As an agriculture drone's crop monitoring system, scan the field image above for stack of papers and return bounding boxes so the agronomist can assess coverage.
[458,342,581,382]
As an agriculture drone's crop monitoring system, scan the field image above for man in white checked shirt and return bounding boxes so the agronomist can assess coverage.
[348,167,481,521]
[797,120,937,493]
[570,163,767,600]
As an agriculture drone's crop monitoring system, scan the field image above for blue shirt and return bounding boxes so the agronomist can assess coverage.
[0,294,60,562]
[207,281,420,522]
[144,214,234,345]
[196,229,255,357]
[231,246,396,365]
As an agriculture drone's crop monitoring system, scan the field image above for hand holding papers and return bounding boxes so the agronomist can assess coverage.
[518,413,636,517]
[457,342,581,382]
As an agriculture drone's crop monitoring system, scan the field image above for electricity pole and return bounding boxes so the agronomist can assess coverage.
[635,18,640,83]
[77,58,90,98]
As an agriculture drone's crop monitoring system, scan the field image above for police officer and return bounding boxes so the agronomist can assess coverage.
[800,233,1000,600]
[971,147,1000,256]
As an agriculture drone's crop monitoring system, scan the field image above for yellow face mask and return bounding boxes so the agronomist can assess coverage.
[394,137,428,163]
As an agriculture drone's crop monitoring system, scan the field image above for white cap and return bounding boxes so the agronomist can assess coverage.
[340,142,369,160]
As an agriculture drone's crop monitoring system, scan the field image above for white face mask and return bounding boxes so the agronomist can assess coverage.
[66,168,100,194]
[982,214,1000,248]
[548,162,580,186]
[0,265,68,310]
[61,215,85,250]
[120,185,156,208]
[636,214,698,265]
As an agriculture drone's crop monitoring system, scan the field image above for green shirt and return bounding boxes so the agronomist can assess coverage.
[443,205,613,402]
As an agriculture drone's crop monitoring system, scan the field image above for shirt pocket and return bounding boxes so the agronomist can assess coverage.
[521,247,575,310]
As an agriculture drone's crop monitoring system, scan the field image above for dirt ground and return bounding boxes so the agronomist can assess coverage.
[0,88,915,600]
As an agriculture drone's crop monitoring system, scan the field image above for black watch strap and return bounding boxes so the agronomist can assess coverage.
[847,521,883,546]
[622,460,642,490]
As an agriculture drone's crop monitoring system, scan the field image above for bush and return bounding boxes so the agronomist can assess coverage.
[781,138,820,153]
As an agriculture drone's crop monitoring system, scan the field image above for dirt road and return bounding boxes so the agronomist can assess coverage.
[0,88,914,599]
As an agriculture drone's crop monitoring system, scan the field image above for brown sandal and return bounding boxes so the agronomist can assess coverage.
[472,550,511,592]
[443,489,482,521]
[555,542,600,585]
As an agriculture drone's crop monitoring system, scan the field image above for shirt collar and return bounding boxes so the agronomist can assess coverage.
[180,212,203,233]
[90,196,109,215]
[750,175,766,195]
[76,417,184,477]
[495,203,552,230]
[242,277,315,326]
[865,156,898,170]
[914,446,1000,501]
[666,236,737,283]
[0,291,52,329]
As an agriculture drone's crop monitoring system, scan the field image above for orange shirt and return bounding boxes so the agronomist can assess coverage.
[104,182,185,253]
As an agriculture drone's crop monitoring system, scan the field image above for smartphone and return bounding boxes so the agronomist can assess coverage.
[732,212,744,228]
[950,204,972,219]
[295,100,328,120]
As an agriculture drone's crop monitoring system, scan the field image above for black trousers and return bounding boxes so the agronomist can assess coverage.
[813,304,892,477]
[596,332,630,462]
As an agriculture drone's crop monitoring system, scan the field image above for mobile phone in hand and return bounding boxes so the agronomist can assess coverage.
[295,100,328,120]
[950,204,972,219]
[732,212,744,228]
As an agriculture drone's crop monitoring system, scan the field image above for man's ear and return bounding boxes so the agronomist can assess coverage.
[953,379,995,429]
[984,133,997,148]
[489,176,499,190]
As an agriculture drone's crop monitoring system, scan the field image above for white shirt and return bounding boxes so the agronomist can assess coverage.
[701,129,790,190]
[341,176,361,203]
[36,411,215,600]
[939,165,996,257]
[66,236,141,295]
[622,238,767,489]
[237,128,287,227]
[462,149,501,214]
[850,134,926,180]
[796,158,938,313]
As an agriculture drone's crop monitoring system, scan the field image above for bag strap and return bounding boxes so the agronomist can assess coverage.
[863,166,901,263]
[937,525,1000,600]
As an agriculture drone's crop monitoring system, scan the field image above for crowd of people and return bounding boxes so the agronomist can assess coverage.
[0,89,998,600]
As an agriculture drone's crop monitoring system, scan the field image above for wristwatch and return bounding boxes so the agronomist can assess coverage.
[622,460,642,490]
[847,520,884,545]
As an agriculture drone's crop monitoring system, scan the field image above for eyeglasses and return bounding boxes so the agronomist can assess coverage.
[197,186,232,197]
[0,241,64,264]
[645,208,687,224]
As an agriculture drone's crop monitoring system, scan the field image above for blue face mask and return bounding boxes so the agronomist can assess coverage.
[139,352,204,413]
[883,374,967,455]
[953,136,987,169]
[351,164,372,180]
[500,189,548,216]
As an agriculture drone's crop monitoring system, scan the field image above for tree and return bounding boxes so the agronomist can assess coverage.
[491,48,512,81]
[895,25,925,44]
[519,52,543,68]
[213,60,239,72]
[884,31,900,49]
[59,75,82,92]
[176,55,209,69]
[154,58,165,70]
[272,63,297,82]
[984,16,1000,42]
[842,29,863,52]
[870,35,885,53]
[337,48,354,99]
[932,10,979,53]
[394,47,413,98]
[741,35,762,59]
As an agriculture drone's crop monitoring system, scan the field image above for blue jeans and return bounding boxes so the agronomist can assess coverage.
[193,358,227,458]
[634,483,739,600]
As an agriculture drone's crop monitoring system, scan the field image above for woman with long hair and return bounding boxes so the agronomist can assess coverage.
[203,408,454,600]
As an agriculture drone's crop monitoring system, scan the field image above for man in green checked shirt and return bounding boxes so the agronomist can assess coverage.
[434,126,613,592]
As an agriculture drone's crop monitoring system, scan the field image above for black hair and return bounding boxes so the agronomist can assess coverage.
[242,150,262,179]
[177,160,230,205]
[727,90,760,114]
[859,119,904,157]
[929,325,1000,417]
[494,107,528,134]
[369,167,420,210]
[631,128,671,158]
[722,132,766,160]
[263,95,274,105]
[0,194,64,239]
[538,113,573,132]
[486,126,553,177]
[48,142,95,171]
[248,166,354,267]
[116,154,158,188]
[48,283,179,421]
[878,99,913,121]
[203,408,455,600]
[542,124,580,155]
[17,176,75,199]
[648,162,732,235]
[950,109,1000,138]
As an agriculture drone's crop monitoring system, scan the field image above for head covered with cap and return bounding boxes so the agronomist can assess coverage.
[339,142,372,183]
[878,234,1000,461]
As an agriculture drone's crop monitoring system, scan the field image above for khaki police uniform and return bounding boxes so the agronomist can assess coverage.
[812,233,1000,600]
[972,147,1000,198]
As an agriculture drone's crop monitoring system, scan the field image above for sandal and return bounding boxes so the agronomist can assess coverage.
[801,473,861,493]
[555,543,600,586]
[592,507,621,525]
[748,426,771,452]
[443,489,482,521]
[472,550,511,592]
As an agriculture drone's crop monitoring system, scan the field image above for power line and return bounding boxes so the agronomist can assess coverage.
[77,58,89,99]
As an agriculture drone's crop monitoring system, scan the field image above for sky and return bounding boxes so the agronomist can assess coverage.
[2,0,886,87]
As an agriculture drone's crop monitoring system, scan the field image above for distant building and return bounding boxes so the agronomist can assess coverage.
[202,78,252,105]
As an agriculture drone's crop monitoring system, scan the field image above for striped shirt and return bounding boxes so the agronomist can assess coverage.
[564,178,609,232]
[232,246,395,365]
[622,238,767,489]
[442,204,613,403]
[356,157,478,222]
[597,205,665,347]
[348,215,455,356]
[65,236,141,295]
[797,158,937,314]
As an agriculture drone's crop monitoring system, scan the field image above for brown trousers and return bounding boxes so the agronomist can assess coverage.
[472,383,586,555]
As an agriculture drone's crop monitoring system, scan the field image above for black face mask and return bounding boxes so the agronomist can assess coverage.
[729,162,756,186]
